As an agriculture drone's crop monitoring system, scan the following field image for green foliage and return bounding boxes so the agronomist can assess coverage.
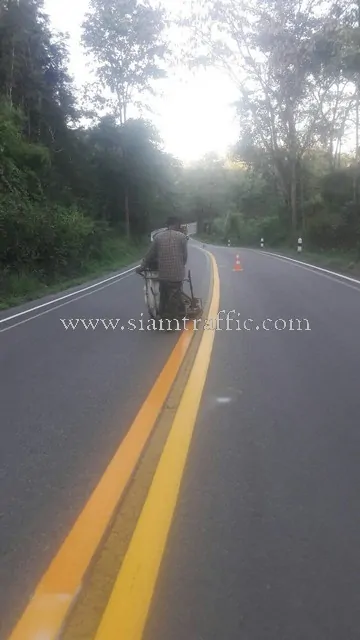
[0,0,76,144]
[0,197,105,278]
[182,0,360,238]
[226,213,288,247]
[0,0,179,302]
[82,0,168,124]
[3,0,360,306]
[0,100,50,195]
[0,233,145,308]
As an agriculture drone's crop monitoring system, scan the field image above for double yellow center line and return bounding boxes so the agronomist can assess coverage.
[95,253,220,639]
[9,251,219,640]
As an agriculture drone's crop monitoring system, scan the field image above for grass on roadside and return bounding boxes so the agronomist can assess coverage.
[0,236,147,310]
[194,232,226,245]
[262,246,360,276]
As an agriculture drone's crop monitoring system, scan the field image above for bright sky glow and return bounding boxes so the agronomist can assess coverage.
[44,0,240,163]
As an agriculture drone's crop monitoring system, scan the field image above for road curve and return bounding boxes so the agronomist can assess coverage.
[0,244,210,637]
[144,246,360,640]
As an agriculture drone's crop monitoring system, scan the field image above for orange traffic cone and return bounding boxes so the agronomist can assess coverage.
[233,254,243,272]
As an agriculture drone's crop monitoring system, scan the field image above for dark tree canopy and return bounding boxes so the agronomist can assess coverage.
[2,0,360,303]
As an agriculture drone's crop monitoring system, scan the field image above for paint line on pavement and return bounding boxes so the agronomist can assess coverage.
[258,250,360,287]
[0,273,134,333]
[7,320,197,640]
[0,265,138,325]
[94,252,220,640]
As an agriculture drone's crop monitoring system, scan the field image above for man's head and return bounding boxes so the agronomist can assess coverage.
[166,215,181,231]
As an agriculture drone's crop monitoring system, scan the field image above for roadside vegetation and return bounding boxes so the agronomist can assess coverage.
[0,0,175,306]
[1,0,360,307]
[181,0,360,268]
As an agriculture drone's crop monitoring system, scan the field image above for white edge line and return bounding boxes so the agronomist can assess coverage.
[256,250,360,286]
[2,244,208,331]
[0,265,138,325]
[0,274,134,333]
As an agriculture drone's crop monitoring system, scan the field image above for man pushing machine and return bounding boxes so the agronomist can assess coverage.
[136,216,188,318]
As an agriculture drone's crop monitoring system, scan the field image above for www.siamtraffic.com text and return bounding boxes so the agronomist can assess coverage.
[60,312,311,332]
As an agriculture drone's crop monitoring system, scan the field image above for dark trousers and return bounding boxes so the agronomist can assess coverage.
[159,281,184,317]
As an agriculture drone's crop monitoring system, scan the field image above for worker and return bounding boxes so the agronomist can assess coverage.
[136,216,188,317]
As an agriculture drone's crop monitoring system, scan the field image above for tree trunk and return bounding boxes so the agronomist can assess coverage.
[338,138,342,167]
[124,188,130,238]
[299,162,304,232]
[335,134,342,168]
[354,0,360,206]
[286,102,298,231]
[121,100,129,236]
[8,40,15,106]
[290,158,297,232]
[354,95,359,205]
[329,136,334,169]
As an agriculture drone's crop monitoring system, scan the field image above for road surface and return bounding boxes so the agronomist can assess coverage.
[0,247,209,637]
[2,243,360,639]
[144,246,360,640]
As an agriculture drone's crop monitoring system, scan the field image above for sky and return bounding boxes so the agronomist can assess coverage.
[43,0,240,163]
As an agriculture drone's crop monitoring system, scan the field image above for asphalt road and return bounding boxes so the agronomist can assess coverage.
[0,245,210,637]
[145,246,360,640]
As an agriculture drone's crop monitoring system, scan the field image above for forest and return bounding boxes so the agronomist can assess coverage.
[1,0,360,303]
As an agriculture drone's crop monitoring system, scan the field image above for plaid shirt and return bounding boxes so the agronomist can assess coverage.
[142,229,188,281]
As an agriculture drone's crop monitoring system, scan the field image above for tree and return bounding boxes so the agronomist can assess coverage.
[181,0,356,232]
[0,0,185,301]
[82,0,168,125]
[0,0,76,145]
[82,0,169,237]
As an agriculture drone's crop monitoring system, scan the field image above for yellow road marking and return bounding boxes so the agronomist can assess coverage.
[94,252,220,640]
[8,323,196,640]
